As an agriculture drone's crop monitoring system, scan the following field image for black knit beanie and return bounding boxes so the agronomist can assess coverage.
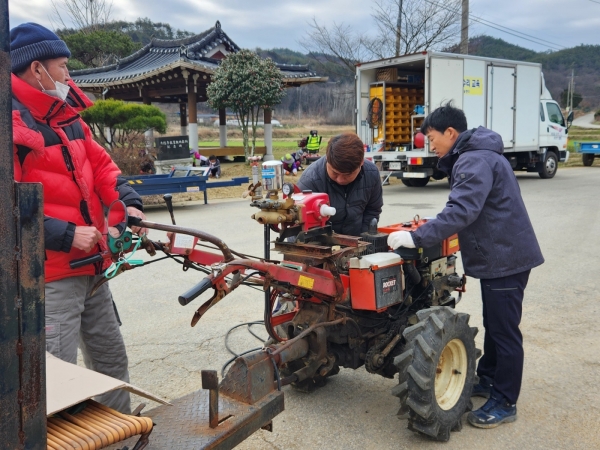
[10,22,71,74]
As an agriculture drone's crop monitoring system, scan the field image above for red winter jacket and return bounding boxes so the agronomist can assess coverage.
[12,74,142,283]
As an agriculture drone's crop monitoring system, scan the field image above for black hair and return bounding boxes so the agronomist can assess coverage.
[209,155,216,160]
[421,101,468,134]
[325,133,364,173]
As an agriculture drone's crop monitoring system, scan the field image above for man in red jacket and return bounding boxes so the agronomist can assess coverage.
[11,22,147,413]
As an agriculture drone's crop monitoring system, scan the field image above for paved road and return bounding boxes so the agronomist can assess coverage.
[109,167,600,449]
[573,112,600,129]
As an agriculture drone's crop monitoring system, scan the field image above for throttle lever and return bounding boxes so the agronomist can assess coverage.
[163,194,176,225]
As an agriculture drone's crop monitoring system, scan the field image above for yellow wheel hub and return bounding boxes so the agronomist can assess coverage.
[435,338,468,410]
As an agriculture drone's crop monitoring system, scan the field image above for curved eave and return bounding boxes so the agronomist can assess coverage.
[72,60,215,89]
[74,64,329,90]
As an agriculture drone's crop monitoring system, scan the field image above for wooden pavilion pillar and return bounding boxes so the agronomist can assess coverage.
[187,74,198,152]
[180,102,188,136]
[219,108,227,148]
[263,108,274,161]
[142,92,153,150]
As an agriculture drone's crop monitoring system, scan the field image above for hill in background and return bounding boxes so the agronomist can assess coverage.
[446,36,600,110]
[257,36,600,111]
[257,35,600,113]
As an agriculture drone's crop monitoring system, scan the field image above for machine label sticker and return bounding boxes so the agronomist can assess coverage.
[186,186,200,192]
[298,275,315,289]
[449,238,459,248]
[463,77,483,96]
[174,233,195,249]
[262,168,275,179]
[381,275,398,294]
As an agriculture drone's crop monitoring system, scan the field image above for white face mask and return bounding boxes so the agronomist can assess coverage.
[38,64,70,101]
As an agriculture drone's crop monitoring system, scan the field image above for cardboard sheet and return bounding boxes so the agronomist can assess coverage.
[46,352,170,415]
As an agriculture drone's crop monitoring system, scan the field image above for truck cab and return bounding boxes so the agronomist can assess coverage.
[539,98,570,163]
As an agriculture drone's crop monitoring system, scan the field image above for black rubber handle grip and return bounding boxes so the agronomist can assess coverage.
[70,253,103,269]
[128,216,142,227]
[178,277,213,306]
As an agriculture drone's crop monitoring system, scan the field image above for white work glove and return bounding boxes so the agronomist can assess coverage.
[387,231,416,249]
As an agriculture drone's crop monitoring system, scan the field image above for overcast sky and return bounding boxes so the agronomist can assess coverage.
[8,0,600,54]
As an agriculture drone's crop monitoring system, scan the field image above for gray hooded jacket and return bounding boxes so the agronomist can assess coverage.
[411,127,544,279]
[297,157,383,236]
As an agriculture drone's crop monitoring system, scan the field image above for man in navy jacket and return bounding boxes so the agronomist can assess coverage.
[388,103,544,428]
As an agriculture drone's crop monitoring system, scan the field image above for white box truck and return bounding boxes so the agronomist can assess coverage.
[356,51,572,186]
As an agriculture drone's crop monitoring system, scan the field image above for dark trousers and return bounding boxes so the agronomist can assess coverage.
[477,270,530,405]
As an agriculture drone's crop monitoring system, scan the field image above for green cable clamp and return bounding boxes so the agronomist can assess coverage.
[104,234,145,279]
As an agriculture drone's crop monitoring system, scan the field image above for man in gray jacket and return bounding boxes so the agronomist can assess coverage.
[388,104,544,428]
[297,133,383,236]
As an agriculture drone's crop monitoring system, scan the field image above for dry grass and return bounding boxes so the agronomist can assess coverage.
[166,124,354,142]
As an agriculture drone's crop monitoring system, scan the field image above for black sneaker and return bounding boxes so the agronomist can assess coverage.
[471,375,493,398]
[467,391,517,429]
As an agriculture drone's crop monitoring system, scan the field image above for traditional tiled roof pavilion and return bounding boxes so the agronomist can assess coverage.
[70,21,327,158]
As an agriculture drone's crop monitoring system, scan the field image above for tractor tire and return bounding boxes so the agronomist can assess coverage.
[392,307,480,442]
[538,151,558,179]
[582,154,595,167]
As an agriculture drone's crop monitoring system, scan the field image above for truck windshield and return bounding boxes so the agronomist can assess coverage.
[546,103,565,127]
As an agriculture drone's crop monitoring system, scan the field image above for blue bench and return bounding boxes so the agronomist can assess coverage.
[124,166,249,203]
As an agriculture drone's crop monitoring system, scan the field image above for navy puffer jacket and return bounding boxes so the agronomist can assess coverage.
[297,157,383,236]
[411,127,544,279]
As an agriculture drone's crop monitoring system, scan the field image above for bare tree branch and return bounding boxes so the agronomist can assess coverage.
[299,18,372,78]
[50,0,113,32]
[366,0,461,57]
[300,0,461,79]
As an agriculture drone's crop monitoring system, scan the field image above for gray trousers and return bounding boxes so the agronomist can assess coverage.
[45,275,131,413]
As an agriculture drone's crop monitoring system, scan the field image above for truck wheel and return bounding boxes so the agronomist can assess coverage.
[409,177,430,187]
[401,179,414,187]
[392,307,480,442]
[582,154,595,166]
[539,152,558,179]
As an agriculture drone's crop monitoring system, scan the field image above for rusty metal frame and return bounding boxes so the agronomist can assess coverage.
[0,4,46,448]
[123,383,283,449]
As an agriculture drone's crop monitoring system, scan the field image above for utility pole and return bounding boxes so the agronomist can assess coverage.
[460,0,469,54]
[569,69,575,112]
[395,0,404,56]
[566,74,571,111]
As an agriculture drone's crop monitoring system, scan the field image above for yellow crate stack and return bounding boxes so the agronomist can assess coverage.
[370,84,424,147]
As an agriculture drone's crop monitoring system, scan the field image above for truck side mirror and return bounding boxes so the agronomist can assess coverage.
[567,110,574,129]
